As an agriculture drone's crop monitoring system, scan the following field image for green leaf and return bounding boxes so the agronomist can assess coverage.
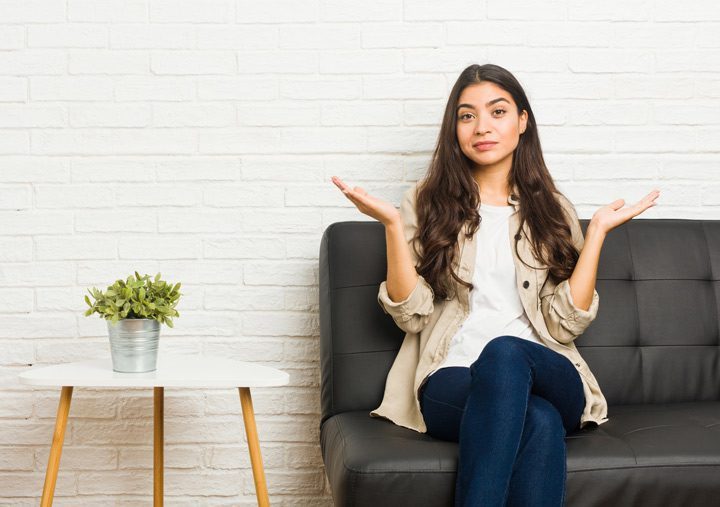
[84,271,181,328]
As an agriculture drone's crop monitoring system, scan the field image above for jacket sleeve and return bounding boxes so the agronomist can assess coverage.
[377,184,435,334]
[540,195,600,344]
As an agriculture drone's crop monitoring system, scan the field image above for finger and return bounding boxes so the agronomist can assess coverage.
[347,189,368,204]
[342,187,365,204]
[644,189,660,202]
[331,176,349,192]
[609,198,625,210]
[638,192,659,208]
[332,176,353,192]
[341,189,359,206]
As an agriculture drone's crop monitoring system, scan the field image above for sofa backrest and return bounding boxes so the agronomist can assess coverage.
[318,219,720,426]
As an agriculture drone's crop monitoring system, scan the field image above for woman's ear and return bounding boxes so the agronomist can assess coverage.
[519,110,528,134]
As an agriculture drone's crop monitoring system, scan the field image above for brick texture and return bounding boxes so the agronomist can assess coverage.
[1,0,716,504]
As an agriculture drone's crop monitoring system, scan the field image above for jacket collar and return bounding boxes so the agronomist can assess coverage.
[507,185,520,209]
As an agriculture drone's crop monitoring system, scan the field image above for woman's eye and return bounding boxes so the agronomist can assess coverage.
[458,110,505,120]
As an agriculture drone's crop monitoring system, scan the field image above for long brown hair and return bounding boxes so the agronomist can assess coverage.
[414,63,580,301]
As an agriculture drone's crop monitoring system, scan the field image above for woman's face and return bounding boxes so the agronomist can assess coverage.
[455,82,528,171]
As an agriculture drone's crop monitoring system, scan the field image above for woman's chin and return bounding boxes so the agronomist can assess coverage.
[468,153,506,166]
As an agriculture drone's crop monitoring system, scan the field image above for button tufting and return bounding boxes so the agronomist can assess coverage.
[514,233,521,240]
[522,280,529,288]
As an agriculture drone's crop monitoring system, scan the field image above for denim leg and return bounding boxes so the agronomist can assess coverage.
[506,394,567,507]
[419,367,471,442]
[454,335,585,507]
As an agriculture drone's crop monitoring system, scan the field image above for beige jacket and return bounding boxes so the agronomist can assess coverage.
[370,180,609,433]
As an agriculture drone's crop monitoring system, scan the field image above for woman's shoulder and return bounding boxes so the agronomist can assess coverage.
[404,179,425,198]
[400,179,426,211]
[397,180,425,227]
[551,191,578,216]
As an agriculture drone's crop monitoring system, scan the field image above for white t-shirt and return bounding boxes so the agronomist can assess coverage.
[428,201,545,377]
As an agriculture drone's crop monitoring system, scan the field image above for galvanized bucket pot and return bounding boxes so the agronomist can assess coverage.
[107,318,161,373]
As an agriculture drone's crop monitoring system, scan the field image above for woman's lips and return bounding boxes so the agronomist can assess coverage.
[473,142,497,151]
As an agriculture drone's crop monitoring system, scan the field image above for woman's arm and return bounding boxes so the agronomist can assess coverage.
[539,196,600,344]
[385,219,420,302]
[567,224,605,311]
[331,176,435,333]
[376,185,435,334]
[570,188,660,310]
[540,189,660,344]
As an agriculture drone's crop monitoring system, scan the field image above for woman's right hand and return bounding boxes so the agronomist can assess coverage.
[331,176,401,227]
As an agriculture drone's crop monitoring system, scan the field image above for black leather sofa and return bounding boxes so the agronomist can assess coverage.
[319,218,720,506]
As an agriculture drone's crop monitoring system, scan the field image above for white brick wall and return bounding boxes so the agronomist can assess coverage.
[1,0,719,504]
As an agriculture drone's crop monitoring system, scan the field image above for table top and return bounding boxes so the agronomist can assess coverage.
[18,355,289,388]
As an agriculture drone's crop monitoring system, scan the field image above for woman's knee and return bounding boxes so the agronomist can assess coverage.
[525,395,565,442]
[470,335,525,374]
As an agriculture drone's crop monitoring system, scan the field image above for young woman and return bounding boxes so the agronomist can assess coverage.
[331,63,660,506]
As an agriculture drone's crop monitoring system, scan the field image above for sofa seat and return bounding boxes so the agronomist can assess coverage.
[321,402,720,507]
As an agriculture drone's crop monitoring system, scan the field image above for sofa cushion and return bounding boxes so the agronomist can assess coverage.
[321,402,720,507]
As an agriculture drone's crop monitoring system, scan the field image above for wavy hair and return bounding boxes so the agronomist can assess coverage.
[413,63,580,300]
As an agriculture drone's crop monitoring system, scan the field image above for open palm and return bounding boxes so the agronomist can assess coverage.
[591,189,660,235]
[331,176,401,226]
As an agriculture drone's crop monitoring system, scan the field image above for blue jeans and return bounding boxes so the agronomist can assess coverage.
[418,335,586,507]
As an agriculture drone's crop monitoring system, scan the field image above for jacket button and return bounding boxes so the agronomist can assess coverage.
[514,233,521,240]
[522,280,529,288]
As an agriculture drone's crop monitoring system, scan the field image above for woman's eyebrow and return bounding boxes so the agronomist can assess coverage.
[456,98,510,111]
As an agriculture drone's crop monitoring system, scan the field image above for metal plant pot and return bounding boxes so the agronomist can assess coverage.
[107,318,160,373]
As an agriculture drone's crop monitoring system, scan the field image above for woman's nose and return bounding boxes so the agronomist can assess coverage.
[475,117,491,135]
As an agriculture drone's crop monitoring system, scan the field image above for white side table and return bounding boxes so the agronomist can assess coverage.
[18,354,289,507]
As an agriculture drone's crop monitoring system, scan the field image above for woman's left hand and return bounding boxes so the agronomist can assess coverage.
[589,189,660,236]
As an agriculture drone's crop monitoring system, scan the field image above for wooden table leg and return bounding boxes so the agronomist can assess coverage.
[154,387,164,507]
[41,386,73,507]
[239,387,270,507]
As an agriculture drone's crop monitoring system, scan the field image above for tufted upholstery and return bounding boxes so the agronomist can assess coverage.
[319,219,720,506]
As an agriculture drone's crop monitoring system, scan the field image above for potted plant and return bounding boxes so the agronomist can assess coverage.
[84,271,182,373]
